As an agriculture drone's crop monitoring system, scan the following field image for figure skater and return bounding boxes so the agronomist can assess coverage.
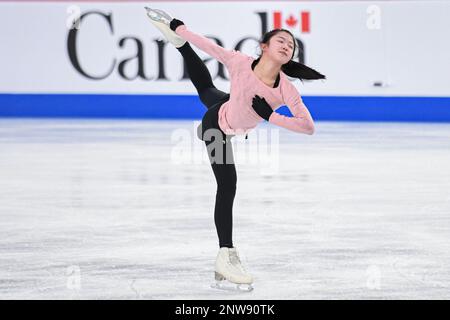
[145,7,325,291]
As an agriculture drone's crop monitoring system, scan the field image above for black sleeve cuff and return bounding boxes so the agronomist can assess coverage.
[170,19,185,32]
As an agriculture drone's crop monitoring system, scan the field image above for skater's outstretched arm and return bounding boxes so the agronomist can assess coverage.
[269,94,315,135]
[170,19,238,67]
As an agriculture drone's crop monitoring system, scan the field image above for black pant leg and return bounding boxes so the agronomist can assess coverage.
[177,43,215,95]
[178,43,236,247]
[206,138,236,248]
[177,43,229,109]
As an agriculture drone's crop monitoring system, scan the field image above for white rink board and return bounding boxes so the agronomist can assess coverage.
[0,1,449,96]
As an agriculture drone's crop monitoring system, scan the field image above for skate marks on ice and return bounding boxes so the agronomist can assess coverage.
[1,120,450,299]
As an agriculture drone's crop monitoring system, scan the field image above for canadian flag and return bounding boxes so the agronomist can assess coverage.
[273,11,310,33]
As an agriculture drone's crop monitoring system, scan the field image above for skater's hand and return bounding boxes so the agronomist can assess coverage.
[251,95,273,121]
[169,18,185,32]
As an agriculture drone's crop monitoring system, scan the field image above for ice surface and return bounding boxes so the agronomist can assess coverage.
[0,119,449,299]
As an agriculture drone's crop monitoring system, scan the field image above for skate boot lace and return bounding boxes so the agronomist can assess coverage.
[229,250,247,273]
[229,251,240,265]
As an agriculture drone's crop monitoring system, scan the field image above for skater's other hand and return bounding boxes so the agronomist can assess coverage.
[251,95,273,121]
[170,18,185,32]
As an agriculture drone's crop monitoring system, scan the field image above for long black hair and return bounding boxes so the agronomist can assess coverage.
[257,29,326,81]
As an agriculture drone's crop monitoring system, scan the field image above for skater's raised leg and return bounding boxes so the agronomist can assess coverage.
[145,7,186,47]
[169,16,228,108]
[145,8,228,109]
[176,42,229,108]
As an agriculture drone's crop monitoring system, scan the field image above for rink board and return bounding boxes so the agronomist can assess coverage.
[1,1,450,121]
[1,94,450,122]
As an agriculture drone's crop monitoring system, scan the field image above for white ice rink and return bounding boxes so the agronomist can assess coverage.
[0,119,449,299]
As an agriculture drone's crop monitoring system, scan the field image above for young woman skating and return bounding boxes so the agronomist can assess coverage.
[145,8,325,291]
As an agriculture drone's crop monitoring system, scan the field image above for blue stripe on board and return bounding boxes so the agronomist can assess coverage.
[1,94,450,122]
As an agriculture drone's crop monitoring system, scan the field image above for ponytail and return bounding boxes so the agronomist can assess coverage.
[281,60,326,81]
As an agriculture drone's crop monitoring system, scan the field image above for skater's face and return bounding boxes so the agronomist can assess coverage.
[261,31,295,65]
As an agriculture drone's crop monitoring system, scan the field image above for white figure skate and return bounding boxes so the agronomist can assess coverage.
[211,247,254,292]
[144,7,186,48]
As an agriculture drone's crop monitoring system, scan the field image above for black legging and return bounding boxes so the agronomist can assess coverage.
[177,43,236,248]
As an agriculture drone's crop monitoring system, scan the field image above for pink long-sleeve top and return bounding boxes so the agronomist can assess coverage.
[175,25,315,136]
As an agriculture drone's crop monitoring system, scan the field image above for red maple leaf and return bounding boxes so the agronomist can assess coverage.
[285,15,298,27]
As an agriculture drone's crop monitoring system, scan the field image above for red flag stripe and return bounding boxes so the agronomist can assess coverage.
[273,11,282,29]
[301,11,310,33]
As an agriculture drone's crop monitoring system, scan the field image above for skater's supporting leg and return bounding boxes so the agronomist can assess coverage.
[213,247,253,291]
[212,161,236,248]
[206,138,236,248]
